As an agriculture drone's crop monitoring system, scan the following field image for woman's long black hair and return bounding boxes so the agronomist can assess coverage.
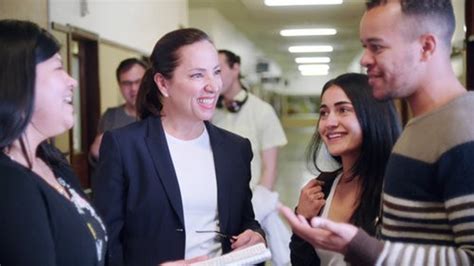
[0,19,67,168]
[307,73,401,235]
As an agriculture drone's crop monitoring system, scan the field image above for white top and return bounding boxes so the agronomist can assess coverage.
[213,91,287,188]
[165,128,222,259]
[315,173,347,266]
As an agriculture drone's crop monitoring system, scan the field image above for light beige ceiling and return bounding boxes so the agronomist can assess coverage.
[188,0,367,74]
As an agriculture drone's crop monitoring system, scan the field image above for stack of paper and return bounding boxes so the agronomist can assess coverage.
[190,243,271,265]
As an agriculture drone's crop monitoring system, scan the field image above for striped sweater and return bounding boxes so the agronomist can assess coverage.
[346,92,474,265]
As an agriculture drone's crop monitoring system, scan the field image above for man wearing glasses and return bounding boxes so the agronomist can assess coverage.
[90,58,147,161]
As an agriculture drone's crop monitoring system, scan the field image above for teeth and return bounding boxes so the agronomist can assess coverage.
[64,96,72,104]
[327,133,343,139]
[198,98,213,104]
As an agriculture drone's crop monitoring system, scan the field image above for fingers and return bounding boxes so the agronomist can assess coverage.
[185,255,208,264]
[296,186,326,219]
[302,179,324,191]
[311,217,331,229]
[311,217,345,234]
[230,230,265,250]
[308,191,324,200]
[279,205,302,226]
[311,217,358,242]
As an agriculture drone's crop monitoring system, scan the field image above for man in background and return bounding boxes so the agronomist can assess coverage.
[213,49,290,265]
[90,58,147,161]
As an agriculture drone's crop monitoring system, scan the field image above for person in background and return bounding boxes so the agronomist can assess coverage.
[92,28,265,266]
[213,50,289,265]
[281,0,474,265]
[89,58,147,161]
[0,19,107,265]
[290,73,401,265]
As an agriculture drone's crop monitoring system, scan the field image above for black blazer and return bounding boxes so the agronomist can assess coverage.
[0,152,102,266]
[92,116,264,266]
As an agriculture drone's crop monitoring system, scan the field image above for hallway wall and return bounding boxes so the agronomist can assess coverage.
[0,0,48,27]
[189,7,282,87]
[49,0,188,54]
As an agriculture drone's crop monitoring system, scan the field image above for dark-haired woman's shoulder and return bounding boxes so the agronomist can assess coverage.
[0,154,57,264]
[0,153,37,189]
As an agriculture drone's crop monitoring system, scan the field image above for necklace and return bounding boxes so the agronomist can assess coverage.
[3,148,70,199]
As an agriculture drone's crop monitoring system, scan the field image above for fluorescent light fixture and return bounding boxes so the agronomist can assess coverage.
[295,57,331,63]
[280,28,337,37]
[265,0,343,6]
[300,70,329,76]
[289,45,333,53]
[298,64,330,72]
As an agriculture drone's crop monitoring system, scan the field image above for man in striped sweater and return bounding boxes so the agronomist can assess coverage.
[281,0,474,265]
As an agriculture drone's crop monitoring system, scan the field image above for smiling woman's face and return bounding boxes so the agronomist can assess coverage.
[318,85,362,160]
[159,40,222,123]
[31,53,78,139]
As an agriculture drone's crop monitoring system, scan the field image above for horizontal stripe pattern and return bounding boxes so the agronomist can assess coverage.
[368,94,474,265]
[378,192,474,265]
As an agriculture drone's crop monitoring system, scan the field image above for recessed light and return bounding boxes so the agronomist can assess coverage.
[295,57,331,63]
[298,64,330,72]
[289,45,333,53]
[281,28,337,36]
[265,0,343,6]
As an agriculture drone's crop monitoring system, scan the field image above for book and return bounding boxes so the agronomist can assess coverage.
[190,243,271,265]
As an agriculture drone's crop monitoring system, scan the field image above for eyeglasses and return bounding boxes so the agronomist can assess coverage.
[119,79,142,87]
[196,230,237,242]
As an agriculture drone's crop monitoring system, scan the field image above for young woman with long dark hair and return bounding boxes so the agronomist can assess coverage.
[290,73,401,265]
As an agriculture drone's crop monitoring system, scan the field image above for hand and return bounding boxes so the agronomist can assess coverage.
[296,179,326,219]
[279,204,357,254]
[90,133,104,160]
[160,255,208,265]
[231,229,265,250]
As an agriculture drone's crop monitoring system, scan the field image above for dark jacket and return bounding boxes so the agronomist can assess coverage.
[289,171,339,266]
[0,152,101,266]
[92,116,264,266]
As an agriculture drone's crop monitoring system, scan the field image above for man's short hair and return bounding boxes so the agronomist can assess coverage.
[218,50,241,68]
[116,58,148,82]
[365,0,455,48]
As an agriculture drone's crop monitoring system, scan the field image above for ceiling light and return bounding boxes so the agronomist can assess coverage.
[295,57,331,63]
[281,28,337,37]
[300,70,329,76]
[265,0,343,6]
[298,64,330,72]
[289,45,333,53]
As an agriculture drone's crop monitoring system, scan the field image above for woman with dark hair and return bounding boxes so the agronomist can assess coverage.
[0,20,107,265]
[92,28,265,266]
[289,73,401,265]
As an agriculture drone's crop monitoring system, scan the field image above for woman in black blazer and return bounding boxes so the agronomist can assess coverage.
[0,20,107,265]
[92,28,265,266]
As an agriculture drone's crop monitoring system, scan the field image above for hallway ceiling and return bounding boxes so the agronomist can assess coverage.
[189,0,366,75]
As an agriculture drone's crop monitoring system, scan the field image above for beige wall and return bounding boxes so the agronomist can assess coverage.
[49,0,188,54]
[0,0,48,28]
[98,41,144,113]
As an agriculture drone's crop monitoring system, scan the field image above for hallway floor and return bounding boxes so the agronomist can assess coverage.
[274,126,317,209]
